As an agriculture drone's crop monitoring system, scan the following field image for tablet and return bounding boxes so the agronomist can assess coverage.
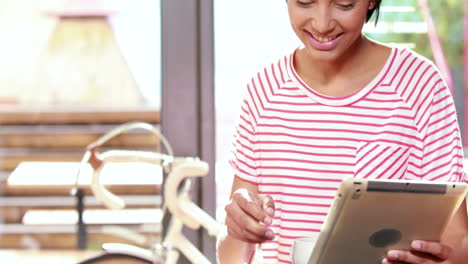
[308,178,468,264]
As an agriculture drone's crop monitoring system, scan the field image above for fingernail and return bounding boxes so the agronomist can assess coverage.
[266,207,274,216]
[381,258,390,264]
[387,251,398,259]
[411,241,422,250]
[265,229,275,239]
[263,216,272,225]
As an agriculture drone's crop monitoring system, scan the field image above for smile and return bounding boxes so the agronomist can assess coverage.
[306,32,343,51]
[311,34,339,43]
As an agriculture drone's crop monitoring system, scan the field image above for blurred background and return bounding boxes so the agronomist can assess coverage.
[0,0,465,263]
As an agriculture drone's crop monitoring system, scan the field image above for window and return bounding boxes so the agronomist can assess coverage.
[0,0,161,251]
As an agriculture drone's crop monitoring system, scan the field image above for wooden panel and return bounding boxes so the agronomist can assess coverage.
[0,194,161,208]
[0,106,160,125]
[0,147,161,171]
[4,184,160,196]
[4,162,162,196]
[0,150,86,171]
[1,206,158,224]
[0,250,100,264]
[0,125,160,148]
[22,208,162,225]
[0,249,155,264]
[0,231,159,250]
[0,195,161,223]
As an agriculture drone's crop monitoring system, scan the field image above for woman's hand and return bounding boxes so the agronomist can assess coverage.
[224,188,276,243]
[382,240,453,264]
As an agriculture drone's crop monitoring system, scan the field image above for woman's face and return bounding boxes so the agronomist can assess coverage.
[288,0,374,62]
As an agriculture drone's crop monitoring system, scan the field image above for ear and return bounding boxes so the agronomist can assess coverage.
[369,0,382,10]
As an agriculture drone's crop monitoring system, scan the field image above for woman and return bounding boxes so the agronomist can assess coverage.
[217,0,468,263]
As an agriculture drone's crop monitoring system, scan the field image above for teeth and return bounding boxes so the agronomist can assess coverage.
[312,34,336,43]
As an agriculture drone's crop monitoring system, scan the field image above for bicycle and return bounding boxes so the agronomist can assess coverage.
[71,122,222,264]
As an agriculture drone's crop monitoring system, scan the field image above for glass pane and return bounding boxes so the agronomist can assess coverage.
[0,0,161,257]
[0,0,160,109]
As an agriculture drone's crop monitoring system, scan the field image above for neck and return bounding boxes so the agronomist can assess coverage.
[296,35,372,85]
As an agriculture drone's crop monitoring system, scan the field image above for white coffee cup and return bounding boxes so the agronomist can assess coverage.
[290,237,318,264]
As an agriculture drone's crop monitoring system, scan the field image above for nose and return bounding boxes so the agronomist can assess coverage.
[312,6,334,34]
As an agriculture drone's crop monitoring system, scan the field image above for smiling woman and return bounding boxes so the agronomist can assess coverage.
[215,0,468,263]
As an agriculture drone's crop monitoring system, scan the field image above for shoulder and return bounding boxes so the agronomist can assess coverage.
[392,47,442,78]
[245,50,295,92]
[242,49,296,105]
[388,46,447,100]
[387,47,452,128]
[239,50,295,118]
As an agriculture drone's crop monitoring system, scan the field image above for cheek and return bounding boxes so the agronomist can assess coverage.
[338,10,368,31]
[288,9,311,32]
[288,15,304,35]
[338,16,366,35]
[287,9,300,26]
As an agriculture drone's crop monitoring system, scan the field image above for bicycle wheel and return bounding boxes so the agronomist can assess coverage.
[78,252,154,264]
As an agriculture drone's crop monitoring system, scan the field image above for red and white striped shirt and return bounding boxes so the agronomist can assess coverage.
[229,46,466,263]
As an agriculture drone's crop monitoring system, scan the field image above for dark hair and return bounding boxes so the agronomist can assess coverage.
[366,0,382,25]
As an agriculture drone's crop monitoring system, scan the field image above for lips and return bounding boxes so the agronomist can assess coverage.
[307,31,343,51]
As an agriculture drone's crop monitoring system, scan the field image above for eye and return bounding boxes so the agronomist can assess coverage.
[296,0,315,7]
[336,2,356,9]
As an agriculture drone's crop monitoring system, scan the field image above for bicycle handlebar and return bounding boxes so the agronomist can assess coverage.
[77,121,221,241]
[164,160,210,230]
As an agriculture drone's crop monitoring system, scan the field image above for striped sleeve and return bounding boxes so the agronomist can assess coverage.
[229,85,260,184]
[417,75,466,182]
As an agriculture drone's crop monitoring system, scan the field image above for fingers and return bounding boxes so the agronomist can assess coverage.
[381,258,407,264]
[225,213,273,243]
[381,259,406,264]
[382,250,431,264]
[410,240,451,260]
[383,250,441,264]
[383,241,452,264]
[234,189,270,223]
[224,189,275,243]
